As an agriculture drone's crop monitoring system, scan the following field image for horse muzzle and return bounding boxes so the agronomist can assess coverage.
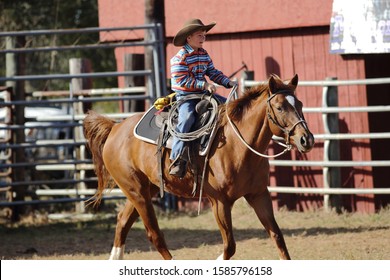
[291,130,315,153]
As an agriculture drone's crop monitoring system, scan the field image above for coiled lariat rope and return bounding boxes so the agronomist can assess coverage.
[226,85,293,158]
[167,93,219,215]
[167,94,219,142]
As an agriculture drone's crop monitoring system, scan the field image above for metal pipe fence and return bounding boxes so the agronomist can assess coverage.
[1,77,390,209]
[2,77,388,210]
[0,25,166,210]
[243,76,390,211]
[1,26,389,211]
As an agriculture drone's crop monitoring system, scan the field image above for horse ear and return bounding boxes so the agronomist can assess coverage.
[268,75,278,94]
[288,74,299,89]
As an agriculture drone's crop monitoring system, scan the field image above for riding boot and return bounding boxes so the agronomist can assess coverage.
[169,158,187,178]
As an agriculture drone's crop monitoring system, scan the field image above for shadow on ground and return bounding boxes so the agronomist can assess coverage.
[1,216,388,259]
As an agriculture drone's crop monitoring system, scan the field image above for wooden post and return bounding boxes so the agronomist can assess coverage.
[145,0,166,104]
[124,53,145,112]
[69,58,92,213]
[69,58,92,112]
[6,36,26,222]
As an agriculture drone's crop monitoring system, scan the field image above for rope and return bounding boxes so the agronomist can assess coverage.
[226,85,292,158]
[167,94,219,216]
[167,94,219,142]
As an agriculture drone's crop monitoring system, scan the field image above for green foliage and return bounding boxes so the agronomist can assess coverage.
[0,0,100,33]
[0,0,117,92]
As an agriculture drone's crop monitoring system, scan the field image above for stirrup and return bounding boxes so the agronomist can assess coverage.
[169,158,187,178]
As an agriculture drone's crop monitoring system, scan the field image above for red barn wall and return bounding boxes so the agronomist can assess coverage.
[98,0,332,38]
[98,0,379,213]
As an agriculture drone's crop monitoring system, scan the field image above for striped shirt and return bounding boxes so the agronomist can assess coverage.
[170,43,231,96]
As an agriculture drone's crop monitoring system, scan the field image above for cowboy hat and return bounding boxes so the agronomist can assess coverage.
[173,18,216,46]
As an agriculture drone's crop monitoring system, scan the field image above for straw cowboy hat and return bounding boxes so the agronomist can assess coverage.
[173,18,216,46]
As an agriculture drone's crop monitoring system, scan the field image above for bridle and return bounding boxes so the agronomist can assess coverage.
[266,89,308,148]
[226,85,307,158]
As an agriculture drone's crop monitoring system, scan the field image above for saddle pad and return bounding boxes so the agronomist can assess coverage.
[133,106,162,145]
[133,105,217,156]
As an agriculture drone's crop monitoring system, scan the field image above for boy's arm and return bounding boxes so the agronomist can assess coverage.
[206,58,231,88]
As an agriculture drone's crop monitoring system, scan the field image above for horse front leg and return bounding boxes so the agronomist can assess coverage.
[109,199,139,260]
[136,196,173,260]
[210,198,236,260]
[245,190,291,260]
[119,184,172,260]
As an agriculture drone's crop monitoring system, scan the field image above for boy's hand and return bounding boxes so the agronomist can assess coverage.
[228,80,238,88]
[204,82,216,93]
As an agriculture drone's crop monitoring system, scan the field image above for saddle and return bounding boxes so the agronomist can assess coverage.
[134,94,221,197]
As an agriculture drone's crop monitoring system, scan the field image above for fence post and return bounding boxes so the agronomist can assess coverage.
[69,58,92,213]
[145,0,166,103]
[322,77,341,211]
[6,36,27,221]
[124,53,145,112]
[240,70,254,96]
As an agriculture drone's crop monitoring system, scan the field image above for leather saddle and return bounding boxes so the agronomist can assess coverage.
[134,95,220,156]
[134,94,221,198]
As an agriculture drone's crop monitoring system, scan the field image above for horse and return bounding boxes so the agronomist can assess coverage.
[83,74,314,260]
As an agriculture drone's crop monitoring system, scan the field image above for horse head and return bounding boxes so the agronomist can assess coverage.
[267,74,315,153]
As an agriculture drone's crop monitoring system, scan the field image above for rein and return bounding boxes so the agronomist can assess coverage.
[226,85,306,158]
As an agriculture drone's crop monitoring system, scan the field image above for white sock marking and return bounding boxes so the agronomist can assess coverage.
[109,245,125,260]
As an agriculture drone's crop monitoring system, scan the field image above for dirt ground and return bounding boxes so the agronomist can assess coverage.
[1,198,389,260]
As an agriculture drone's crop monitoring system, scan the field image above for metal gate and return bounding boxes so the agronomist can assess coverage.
[0,24,166,214]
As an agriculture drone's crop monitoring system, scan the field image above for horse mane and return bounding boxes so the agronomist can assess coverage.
[225,83,268,122]
[220,74,286,124]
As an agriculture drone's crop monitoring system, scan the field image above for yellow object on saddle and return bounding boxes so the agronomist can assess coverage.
[153,92,176,110]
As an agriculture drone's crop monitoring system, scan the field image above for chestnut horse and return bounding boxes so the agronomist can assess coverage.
[83,74,314,260]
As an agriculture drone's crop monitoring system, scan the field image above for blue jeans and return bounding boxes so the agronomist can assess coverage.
[170,94,226,160]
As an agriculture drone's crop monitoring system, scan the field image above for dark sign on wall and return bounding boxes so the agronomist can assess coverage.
[330,0,390,54]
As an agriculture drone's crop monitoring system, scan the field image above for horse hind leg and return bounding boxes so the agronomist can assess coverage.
[245,191,291,260]
[109,200,139,260]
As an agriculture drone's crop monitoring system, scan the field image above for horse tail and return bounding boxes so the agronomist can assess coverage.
[83,110,116,206]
